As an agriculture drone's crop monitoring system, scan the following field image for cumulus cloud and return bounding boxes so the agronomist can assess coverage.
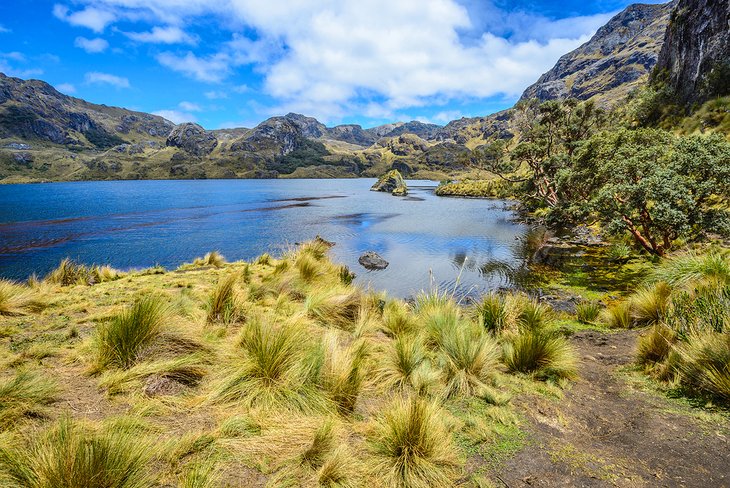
[0,53,42,78]
[53,4,116,32]
[85,71,130,88]
[156,51,231,83]
[125,26,197,44]
[152,109,197,124]
[74,36,109,53]
[52,0,615,120]
[204,90,228,99]
[178,101,202,111]
[55,83,77,93]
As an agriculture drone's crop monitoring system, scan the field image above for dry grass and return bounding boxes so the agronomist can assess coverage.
[0,280,45,316]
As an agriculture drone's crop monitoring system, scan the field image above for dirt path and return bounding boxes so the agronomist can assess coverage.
[495,330,730,488]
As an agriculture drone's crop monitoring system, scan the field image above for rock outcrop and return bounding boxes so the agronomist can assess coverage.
[521,2,675,105]
[166,123,218,156]
[371,169,408,195]
[654,0,730,106]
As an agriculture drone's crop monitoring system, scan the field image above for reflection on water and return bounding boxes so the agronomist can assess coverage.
[0,179,533,299]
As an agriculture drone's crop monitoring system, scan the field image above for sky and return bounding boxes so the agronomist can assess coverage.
[0,0,668,129]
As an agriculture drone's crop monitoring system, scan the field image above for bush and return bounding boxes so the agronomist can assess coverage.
[503,330,578,382]
[367,396,460,488]
[94,296,168,370]
[0,417,152,488]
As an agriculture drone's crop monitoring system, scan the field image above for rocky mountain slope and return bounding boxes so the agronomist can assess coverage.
[654,0,730,107]
[521,2,675,105]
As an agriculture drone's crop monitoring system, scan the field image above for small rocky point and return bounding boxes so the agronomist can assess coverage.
[371,169,408,196]
[358,251,389,270]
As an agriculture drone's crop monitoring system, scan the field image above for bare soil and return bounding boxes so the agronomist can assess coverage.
[495,330,730,488]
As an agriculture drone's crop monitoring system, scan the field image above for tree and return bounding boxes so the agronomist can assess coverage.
[567,128,730,256]
[474,98,605,208]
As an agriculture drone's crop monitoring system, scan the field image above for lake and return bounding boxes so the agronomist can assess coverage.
[0,179,532,298]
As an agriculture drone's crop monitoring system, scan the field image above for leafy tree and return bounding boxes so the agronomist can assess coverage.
[473,98,605,208]
[567,128,730,256]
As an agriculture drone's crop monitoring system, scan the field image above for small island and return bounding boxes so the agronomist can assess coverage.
[370,169,408,196]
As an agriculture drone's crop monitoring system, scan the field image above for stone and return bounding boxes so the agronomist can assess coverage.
[371,169,408,196]
[5,142,30,150]
[12,152,33,164]
[166,122,218,156]
[358,251,389,270]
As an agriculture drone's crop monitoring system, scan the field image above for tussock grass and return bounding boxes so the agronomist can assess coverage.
[317,446,357,487]
[255,253,272,266]
[300,421,335,468]
[674,333,730,402]
[603,301,632,329]
[295,253,325,283]
[0,417,153,488]
[210,316,328,412]
[179,456,219,488]
[367,396,460,488]
[193,251,226,268]
[319,333,367,415]
[439,326,499,398]
[0,280,45,316]
[93,295,168,370]
[630,282,671,327]
[415,292,461,350]
[0,370,57,429]
[637,325,676,369]
[381,300,417,337]
[649,252,729,288]
[306,287,363,331]
[374,335,433,392]
[206,273,242,324]
[45,258,123,286]
[473,293,508,334]
[514,298,553,331]
[575,301,601,324]
[503,330,578,382]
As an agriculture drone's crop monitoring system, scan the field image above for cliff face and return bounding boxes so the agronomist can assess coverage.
[654,0,730,106]
[521,2,675,105]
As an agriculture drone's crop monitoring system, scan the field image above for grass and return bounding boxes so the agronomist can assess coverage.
[503,330,578,383]
[514,298,553,332]
[603,301,632,329]
[0,370,57,429]
[575,301,601,324]
[0,280,45,316]
[649,252,729,288]
[0,417,152,488]
[45,258,123,286]
[305,287,363,331]
[374,334,432,392]
[93,295,168,370]
[629,282,671,327]
[319,333,367,415]
[206,273,241,324]
[367,396,460,488]
[439,325,499,398]
[473,293,508,334]
[193,251,226,268]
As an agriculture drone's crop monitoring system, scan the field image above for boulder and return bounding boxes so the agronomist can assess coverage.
[371,169,408,196]
[358,251,389,270]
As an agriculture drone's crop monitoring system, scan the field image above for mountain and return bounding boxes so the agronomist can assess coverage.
[654,0,730,107]
[521,2,675,105]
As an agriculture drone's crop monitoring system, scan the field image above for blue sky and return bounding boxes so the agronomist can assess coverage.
[0,0,667,129]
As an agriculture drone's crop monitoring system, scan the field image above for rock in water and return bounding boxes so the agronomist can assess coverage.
[371,169,408,196]
[359,251,389,270]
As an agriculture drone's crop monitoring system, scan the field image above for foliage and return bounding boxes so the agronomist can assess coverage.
[567,128,730,255]
[575,301,601,324]
[503,330,578,382]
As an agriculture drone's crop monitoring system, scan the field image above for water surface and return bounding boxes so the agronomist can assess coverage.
[0,179,531,298]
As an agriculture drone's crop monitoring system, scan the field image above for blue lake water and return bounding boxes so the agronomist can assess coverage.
[0,179,531,298]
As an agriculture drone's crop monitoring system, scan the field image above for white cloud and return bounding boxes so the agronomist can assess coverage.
[0,25,11,34]
[84,71,130,88]
[204,90,228,99]
[152,109,197,124]
[0,59,42,79]
[52,0,614,121]
[55,83,77,93]
[125,26,197,44]
[178,101,202,111]
[156,51,230,83]
[74,36,109,53]
[53,4,116,32]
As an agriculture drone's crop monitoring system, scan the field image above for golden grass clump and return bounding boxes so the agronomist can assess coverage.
[674,332,730,402]
[366,396,460,488]
[374,334,433,393]
[192,251,226,268]
[636,325,677,370]
[603,300,633,329]
[0,417,153,488]
[381,300,417,338]
[0,370,57,429]
[319,333,368,415]
[45,258,123,286]
[575,300,602,325]
[0,280,46,316]
[305,287,363,331]
[503,330,578,382]
[439,325,500,398]
[629,282,671,327]
[473,293,508,334]
[206,273,243,324]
